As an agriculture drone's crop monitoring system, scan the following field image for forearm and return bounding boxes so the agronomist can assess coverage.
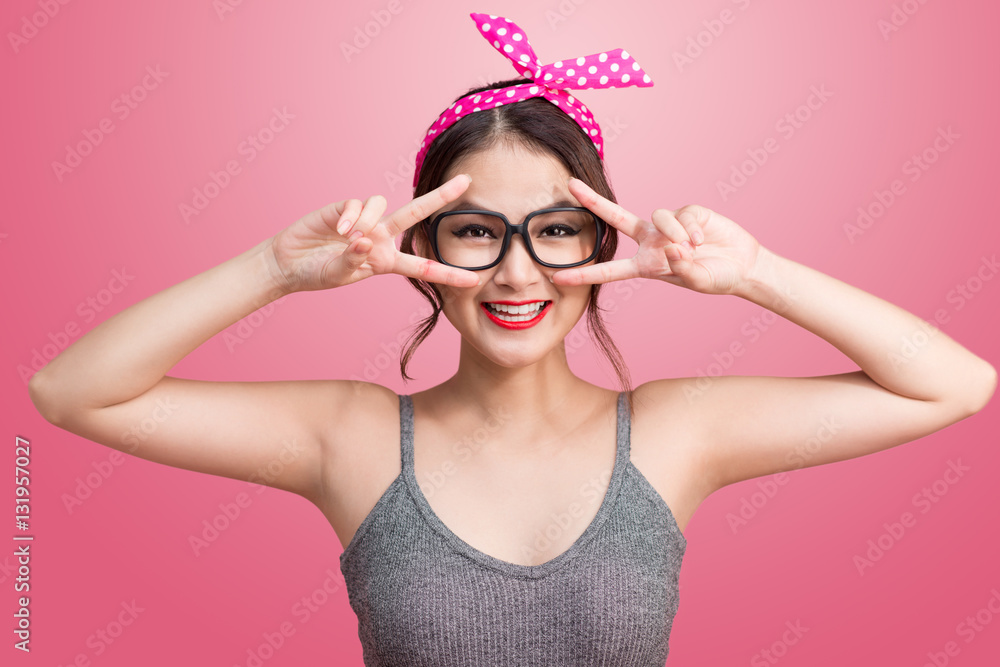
[29,238,289,418]
[736,247,997,410]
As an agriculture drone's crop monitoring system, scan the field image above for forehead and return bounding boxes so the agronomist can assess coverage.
[441,142,579,214]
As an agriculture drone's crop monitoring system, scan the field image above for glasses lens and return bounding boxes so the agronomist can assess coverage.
[434,209,600,269]
[528,210,599,266]
[436,212,506,269]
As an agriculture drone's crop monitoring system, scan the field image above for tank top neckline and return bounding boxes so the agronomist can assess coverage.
[398,391,630,580]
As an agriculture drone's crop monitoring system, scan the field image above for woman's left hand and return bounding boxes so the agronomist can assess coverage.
[552,178,768,296]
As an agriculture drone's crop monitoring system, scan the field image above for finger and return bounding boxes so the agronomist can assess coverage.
[664,241,693,272]
[351,194,389,237]
[382,174,472,238]
[314,198,360,234]
[550,258,640,286]
[391,251,481,287]
[567,177,644,239]
[340,235,373,271]
[672,204,711,245]
[349,235,373,255]
[658,243,712,291]
[651,208,694,248]
[662,242,706,289]
[334,199,364,236]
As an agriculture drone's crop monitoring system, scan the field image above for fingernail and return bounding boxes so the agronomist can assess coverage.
[349,230,363,242]
[337,218,352,235]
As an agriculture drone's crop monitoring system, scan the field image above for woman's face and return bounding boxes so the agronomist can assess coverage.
[416,141,598,369]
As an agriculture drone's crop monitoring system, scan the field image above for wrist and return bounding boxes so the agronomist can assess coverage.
[734,246,796,314]
[249,237,296,302]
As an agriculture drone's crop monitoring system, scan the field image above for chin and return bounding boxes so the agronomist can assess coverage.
[461,330,557,367]
[481,348,552,370]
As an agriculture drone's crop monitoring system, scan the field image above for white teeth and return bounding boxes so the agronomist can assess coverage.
[489,302,544,314]
[485,301,547,322]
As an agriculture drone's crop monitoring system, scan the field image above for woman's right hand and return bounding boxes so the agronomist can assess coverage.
[264,174,481,294]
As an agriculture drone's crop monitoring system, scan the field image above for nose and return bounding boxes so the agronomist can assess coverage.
[491,233,543,288]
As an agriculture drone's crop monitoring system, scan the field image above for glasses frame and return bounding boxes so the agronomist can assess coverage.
[422,206,607,271]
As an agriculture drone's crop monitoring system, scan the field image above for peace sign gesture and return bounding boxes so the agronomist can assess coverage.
[550,178,768,296]
[266,174,481,294]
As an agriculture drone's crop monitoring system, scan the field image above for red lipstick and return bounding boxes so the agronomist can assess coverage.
[480,300,552,330]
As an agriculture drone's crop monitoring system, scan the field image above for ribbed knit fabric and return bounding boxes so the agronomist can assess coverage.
[338,392,687,666]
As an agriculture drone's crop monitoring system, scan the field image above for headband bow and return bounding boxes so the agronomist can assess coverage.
[413,12,654,187]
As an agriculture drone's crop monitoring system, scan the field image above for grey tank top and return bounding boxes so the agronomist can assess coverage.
[338,392,687,666]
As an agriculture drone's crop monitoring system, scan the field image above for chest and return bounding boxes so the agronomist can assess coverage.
[413,426,618,567]
[324,392,697,568]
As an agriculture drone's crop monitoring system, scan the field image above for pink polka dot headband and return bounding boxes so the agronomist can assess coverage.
[412,12,654,187]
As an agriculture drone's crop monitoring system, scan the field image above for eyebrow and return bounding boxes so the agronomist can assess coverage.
[446,198,578,212]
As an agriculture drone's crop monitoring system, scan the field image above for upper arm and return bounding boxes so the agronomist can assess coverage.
[30,374,387,505]
[641,368,995,494]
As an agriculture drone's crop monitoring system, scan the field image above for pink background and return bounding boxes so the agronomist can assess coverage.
[3,0,999,665]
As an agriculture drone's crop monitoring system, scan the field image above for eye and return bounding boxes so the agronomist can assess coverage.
[529,210,592,239]
[452,224,497,239]
[539,223,580,237]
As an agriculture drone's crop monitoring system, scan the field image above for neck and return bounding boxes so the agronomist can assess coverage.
[427,337,604,453]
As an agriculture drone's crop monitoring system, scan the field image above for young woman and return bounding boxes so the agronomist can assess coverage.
[29,12,996,667]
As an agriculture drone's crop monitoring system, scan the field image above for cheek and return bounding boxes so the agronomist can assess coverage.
[439,285,457,309]
[569,287,594,315]
[438,284,476,320]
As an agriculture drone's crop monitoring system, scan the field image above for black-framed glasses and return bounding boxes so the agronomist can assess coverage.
[422,207,606,271]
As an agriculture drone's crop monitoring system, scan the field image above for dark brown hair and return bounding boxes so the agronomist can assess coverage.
[398,77,634,416]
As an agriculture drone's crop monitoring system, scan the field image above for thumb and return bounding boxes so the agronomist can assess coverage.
[338,235,373,272]
[346,235,373,259]
[665,242,692,274]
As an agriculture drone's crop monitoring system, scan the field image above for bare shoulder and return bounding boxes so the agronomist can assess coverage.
[316,380,402,482]
[314,380,400,445]
[628,378,718,533]
[629,378,706,458]
[311,380,405,542]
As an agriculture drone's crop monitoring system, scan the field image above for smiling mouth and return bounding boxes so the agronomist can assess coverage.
[482,301,551,322]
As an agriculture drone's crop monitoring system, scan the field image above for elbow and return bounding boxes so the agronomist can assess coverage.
[959,361,997,417]
[28,370,65,426]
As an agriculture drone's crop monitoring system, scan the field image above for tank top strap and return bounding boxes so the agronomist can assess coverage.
[399,393,415,473]
[616,390,631,464]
